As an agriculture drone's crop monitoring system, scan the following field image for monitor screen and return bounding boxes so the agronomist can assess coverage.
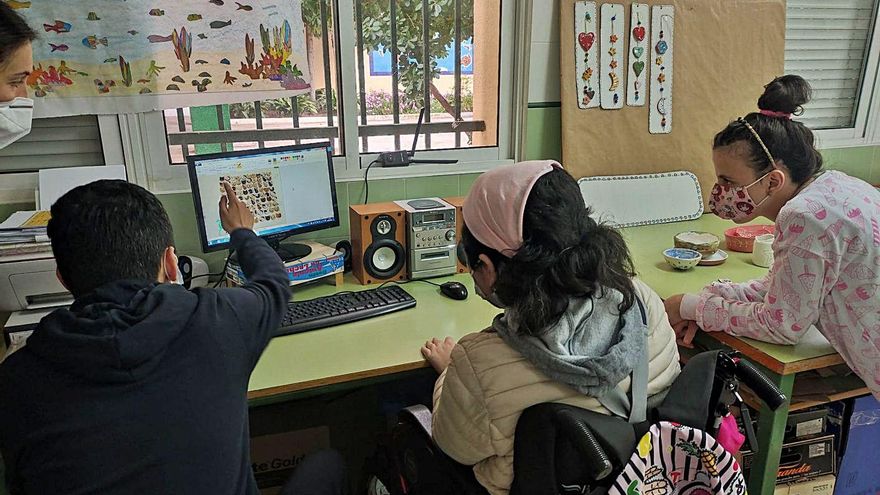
[187,143,339,252]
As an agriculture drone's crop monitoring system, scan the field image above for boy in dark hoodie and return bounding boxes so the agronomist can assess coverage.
[0,180,346,495]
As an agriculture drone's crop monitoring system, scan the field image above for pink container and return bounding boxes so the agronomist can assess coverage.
[724,225,775,253]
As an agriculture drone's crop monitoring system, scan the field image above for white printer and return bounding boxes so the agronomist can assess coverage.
[0,253,68,361]
[0,252,71,312]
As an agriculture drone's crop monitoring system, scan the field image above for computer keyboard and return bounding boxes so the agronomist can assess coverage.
[275,285,416,337]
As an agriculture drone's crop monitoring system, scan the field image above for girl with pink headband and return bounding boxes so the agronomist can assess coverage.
[665,75,880,401]
[420,161,680,494]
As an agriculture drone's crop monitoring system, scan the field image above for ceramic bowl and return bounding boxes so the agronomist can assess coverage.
[724,225,775,253]
[663,248,702,270]
[674,231,721,256]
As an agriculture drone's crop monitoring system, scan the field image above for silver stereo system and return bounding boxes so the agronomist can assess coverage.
[394,198,457,279]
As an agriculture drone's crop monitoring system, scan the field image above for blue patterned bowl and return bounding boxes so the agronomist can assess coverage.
[663,248,702,270]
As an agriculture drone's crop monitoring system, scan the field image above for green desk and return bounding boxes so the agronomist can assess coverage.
[622,215,865,495]
[248,274,497,402]
[247,215,860,495]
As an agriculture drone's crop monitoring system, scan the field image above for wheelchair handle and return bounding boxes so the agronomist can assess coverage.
[733,357,787,411]
[555,409,614,481]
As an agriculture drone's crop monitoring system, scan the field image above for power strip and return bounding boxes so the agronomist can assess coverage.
[377,151,411,167]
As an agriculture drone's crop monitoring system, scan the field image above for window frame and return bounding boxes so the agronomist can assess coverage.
[806,1,880,148]
[123,0,523,194]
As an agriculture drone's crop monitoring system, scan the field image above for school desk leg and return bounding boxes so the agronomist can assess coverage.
[747,370,794,495]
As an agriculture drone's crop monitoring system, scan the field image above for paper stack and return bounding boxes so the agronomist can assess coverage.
[0,211,52,257]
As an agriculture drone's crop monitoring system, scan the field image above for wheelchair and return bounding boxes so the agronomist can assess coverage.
[379,350,787,495]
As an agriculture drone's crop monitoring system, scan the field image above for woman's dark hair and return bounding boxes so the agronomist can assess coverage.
[713,75,823,184]
[0,3,37,68]
[462,167,637,336]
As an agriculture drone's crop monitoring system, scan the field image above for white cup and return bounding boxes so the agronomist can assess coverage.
[752,234,775,268]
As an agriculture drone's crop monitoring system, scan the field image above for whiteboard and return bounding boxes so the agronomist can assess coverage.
[578,171,703,227]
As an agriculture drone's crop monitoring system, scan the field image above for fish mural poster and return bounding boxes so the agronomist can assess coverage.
[7,0,312,117]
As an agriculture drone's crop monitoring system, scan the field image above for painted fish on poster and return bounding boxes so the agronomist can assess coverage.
[82,36,109,49]
[187,14,203,21]
[128,30,139,35]
[191,78,211,92]
[148,9,165,16]
[87,12,101,21]
[210,20,232,29]
[6,1,31,9]
[209,0,224,5]
[43,20,72,34]
[49,43,69,52]
[137,79,151,84]
[195,60,209,64]
[147,34,173,43]
[103,58,118,63]
[235,3,253,11]
[197,33,208,39]
[94,79,116,94]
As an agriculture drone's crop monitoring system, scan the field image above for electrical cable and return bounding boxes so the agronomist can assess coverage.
[363,159,380,204]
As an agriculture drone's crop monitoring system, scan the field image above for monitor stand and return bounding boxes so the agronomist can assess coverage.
[269,240,312,262]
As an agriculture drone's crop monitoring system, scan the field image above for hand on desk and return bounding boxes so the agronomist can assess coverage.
[665,293,698,349]
[672,321,699,349]
[219,182,255,233]
[421,337,456,374]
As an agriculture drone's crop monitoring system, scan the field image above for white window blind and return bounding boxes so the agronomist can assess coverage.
[0,116,105,173]
[785,0,878,130]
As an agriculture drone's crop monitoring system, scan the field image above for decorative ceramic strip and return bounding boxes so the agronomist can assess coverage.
[575,1,600,109]
[600,3,625,110]
[626,3,649,106]
[649,5,674,133]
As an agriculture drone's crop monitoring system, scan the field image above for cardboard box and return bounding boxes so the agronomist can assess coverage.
[250,426,331,494]
[774,475,836,495]
[785,409,827,442]
[228,241,344,287]
[834,396,880,495]
[742,435,836,484]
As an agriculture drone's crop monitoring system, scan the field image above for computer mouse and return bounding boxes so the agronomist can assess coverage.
[440,281,468,301]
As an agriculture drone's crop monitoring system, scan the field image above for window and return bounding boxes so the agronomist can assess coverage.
[0,115,124,204]
[136,0,519,192]
[784,0,880,144]
[165,0,343,165]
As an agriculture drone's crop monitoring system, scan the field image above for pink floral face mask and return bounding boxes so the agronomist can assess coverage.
[708,171,772,221]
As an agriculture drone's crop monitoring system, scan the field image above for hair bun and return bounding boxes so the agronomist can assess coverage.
[758,74,812,115]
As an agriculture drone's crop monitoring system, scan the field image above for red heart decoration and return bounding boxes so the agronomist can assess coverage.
[578,32,595,52]
[632,26,646,42]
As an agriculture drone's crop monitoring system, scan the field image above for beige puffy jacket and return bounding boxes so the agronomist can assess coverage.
[431,279,680,495]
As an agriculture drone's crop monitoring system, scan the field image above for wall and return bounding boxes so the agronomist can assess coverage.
[3,1,879,264]
[524,0,880,184]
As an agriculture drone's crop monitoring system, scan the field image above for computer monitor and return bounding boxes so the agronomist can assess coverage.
[187,143,339,261]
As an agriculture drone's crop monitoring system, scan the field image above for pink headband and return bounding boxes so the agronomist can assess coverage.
[462,160,562,258]
[759,109,792,119]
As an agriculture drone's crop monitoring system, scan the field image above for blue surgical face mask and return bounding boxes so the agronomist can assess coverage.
[0,97,34,149]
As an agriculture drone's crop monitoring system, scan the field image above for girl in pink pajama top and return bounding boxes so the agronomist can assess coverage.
[665,75,880,399]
